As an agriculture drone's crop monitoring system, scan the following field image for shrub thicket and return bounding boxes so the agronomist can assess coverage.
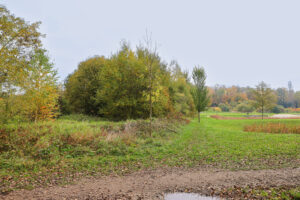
[64,43,196,120]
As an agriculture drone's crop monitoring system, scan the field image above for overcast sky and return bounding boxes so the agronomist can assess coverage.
[2,0,300,90]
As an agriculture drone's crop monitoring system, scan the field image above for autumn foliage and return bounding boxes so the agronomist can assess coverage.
[64,43,196,120]
[0,6,58,123]
[285,108,300,113]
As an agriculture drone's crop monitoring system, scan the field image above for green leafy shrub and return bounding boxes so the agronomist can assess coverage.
[271,105,285,113]
[219,103,230,112]
[235,102,255,114]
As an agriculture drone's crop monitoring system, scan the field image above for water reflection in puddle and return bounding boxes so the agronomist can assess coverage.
[165,193,219,200]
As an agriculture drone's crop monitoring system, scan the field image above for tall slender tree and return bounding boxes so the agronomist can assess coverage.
[276,88,288,107]
[287,81,295,107]
[295,91,300,108]
[23,49,59,121]
[142,32,158,136]
[252,81,276,120]
[191,66,209,123]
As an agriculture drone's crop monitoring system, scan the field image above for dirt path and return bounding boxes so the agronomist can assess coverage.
[2,167,300,200]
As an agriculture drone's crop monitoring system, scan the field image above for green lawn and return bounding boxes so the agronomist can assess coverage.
[1,113,300,192]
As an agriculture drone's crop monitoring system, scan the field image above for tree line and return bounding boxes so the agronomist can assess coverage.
[0,5,205,124]
[62,43,197,120]
[1,5,298,124]
[209,82,300,114]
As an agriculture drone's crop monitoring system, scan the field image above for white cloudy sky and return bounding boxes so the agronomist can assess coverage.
[2,0,300,90]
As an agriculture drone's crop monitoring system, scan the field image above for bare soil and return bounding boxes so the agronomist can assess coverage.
[2,167,300,200]
[271,114,300,119]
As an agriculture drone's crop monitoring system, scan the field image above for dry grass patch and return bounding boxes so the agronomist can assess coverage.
[244,123,300,134]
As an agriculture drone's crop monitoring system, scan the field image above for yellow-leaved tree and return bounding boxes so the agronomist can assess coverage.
[0,6,58,123]
[22,49,59,121]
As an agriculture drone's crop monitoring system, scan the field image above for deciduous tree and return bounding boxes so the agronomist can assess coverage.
[276,88,288,108]
[22,49,59,121]
[0,6,59,123]
[252,81,276,120]
[65,56,105,115]
[191,66,209,123]
[169,60,195,117]
[295,91,300,108]
[236,101,255,115]
[0,5,42,87]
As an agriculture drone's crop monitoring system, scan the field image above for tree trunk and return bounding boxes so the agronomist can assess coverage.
[198,111,200,123]
[149,64,152,136]
[262,106,264,120]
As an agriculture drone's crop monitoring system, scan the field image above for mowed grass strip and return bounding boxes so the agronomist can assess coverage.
[193,115,300,169]
[1,113,300,192]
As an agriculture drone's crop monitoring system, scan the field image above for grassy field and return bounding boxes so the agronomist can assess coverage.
[1,113,300,193]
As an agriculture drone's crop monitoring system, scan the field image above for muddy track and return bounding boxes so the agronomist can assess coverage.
[2,167,300,200]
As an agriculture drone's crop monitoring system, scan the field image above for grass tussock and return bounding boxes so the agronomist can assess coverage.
[244,123,300,134]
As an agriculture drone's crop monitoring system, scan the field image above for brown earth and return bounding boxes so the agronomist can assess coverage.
[271,114,300,119]
[1,167,300,200]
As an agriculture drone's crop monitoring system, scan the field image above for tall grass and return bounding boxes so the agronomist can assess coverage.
[244,123,300,134]
[0,114,189,193]
[0,116,186,160]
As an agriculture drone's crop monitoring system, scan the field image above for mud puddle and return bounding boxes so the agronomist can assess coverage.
[165,193,219,200]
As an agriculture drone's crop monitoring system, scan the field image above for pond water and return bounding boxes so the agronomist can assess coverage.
[165,193,219,200]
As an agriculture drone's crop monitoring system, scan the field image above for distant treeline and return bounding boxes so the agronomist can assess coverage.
[208,82,300,113]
